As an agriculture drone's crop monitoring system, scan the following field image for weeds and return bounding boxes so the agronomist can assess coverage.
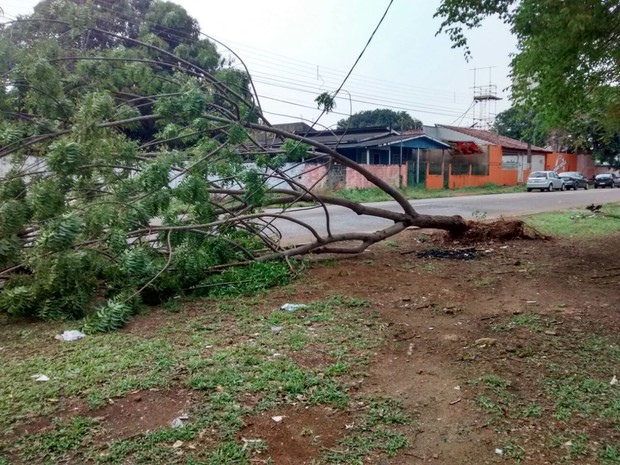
[526,204,620,237]
[320,397,412,463]
[0,292,403,464]
[600,444,620,464]
[492,313,542,332]
[332,184,523,203]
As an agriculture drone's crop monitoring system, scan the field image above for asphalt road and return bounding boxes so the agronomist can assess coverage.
[274,188,620,243]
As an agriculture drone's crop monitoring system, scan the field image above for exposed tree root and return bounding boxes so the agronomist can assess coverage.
[448,219,550,243]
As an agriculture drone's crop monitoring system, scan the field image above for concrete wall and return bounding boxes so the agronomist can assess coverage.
[545,153,578,172]
[297,163,329,190]
[345,164,406,189]
[297,163,406,191]
[577,155,597,178]
[424,147,594,190]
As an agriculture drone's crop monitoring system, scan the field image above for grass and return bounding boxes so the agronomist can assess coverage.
[469,318,620,464]
[526,203,620,237]
[0,333,180,423]
[321,398,412,463]
[491,312,543,332]
[331,183,524,203]
[0,294,411,464]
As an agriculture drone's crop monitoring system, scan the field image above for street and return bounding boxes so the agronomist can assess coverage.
[275,188,620,243]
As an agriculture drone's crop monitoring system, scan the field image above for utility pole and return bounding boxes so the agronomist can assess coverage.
[416,148,420,185]
[399,118,403,189]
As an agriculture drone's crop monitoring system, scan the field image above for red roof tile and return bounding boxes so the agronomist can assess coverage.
[438,125,550,152]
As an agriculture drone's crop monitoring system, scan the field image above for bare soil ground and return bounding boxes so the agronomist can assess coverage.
[257,229,620,464]
[3,228,620,464]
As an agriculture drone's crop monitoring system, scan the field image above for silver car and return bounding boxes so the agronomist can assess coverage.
[526,171,565,192]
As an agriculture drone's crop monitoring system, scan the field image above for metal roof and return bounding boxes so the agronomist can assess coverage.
[296,127,449,150]
[297,126,397,146]
[437,125,550,152]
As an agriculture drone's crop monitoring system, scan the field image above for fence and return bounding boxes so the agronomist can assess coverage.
[298,163,407,191]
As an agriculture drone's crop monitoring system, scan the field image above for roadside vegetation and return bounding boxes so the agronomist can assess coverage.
[525,203,620,237]
[0,294,411,464]
[333,183,524,203]
[2,201,620,464]
[469,311,620,464]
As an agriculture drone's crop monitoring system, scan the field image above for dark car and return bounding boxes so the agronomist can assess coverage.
[558,172,589,190]
[594,173,620,188]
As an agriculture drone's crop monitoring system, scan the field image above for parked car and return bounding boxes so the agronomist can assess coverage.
[526,171,565,192]
[594,173,620,188]
[558,171,589,190]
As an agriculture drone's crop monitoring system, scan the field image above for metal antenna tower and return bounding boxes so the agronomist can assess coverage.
[471,67,502,130]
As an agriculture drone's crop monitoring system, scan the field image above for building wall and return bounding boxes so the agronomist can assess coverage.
[427,145,518,189]
[577,154,596,178]
[425,163,444,190]
[297,163,406,191]
[298,163,329,190]
[299,152,596,192]
[345,164,407,189]
[545,152,578,172]
[424,146,588,189]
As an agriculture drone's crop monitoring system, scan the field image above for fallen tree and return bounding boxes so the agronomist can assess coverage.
[0,5,469,327]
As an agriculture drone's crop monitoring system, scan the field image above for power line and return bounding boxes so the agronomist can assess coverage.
[329,0,395,112]
[250,73,470,116]
[300,0,396,138]
[224,47,472,104]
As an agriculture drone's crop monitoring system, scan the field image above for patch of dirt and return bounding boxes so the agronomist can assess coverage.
[240,405,353,465]
[8,227,620,465]
[8,389,196,447]
[299,229,620,464]
[286,345,335,369]
[90,389,195,441]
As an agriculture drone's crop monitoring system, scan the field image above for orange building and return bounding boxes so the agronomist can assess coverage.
[422,125,595,189]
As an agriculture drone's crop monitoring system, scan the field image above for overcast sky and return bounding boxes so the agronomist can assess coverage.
[2,0,517,129]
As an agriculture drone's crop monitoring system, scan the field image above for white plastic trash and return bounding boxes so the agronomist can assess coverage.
[280,303,307,312]
[55,330,86,342]
[32,374,50,382]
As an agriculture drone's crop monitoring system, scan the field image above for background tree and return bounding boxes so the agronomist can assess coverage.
[337,109,422,131]
[493,106,547,147]
[0,2,469,330]
[436,1,620,136]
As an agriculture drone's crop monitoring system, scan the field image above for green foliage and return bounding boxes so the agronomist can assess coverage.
[281,139,310,161]
[436,0,620,136]
[0,285,38,316]
[0,199,30,236]
[30,180,65,221]
[82,296,136,334]
[0,0,297,328]
[227,123,248,145]
[242,169,266,207]
[314,92,336,113]
[201,261,291,297]
[47,140,83,175]
[337,108,423,131]
[493,105,548,146]
[37,215,82,252]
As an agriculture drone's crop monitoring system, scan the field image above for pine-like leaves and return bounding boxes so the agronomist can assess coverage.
[0,5,294,329]
[82,297,134,334]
